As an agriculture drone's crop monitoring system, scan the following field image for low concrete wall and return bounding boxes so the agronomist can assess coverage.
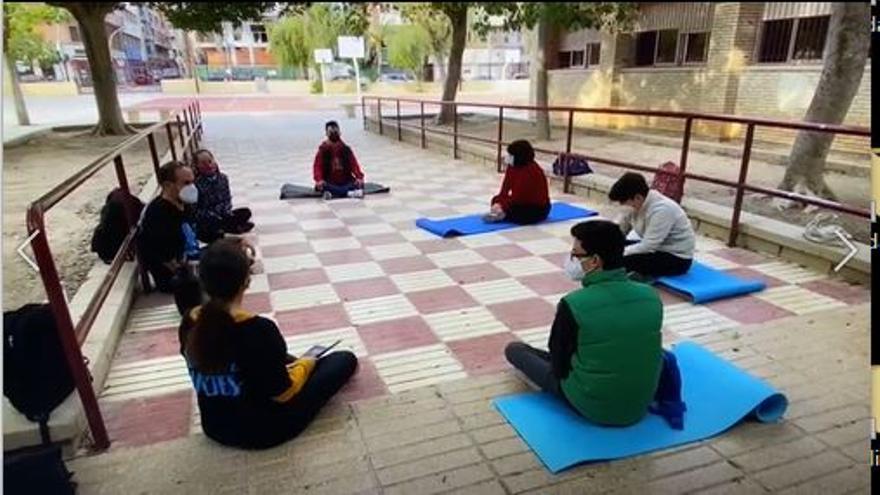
[20,81,79,97]
[161,79,197,94]
[200,81,256,94]
[365,117,870,284]
[266,80,311,95]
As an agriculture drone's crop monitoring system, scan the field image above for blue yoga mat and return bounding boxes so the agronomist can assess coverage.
[494,341,788,473]
[656,261,766,303]
[415,202,597,238]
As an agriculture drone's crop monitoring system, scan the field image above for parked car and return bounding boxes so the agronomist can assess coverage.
[379,72,414,83]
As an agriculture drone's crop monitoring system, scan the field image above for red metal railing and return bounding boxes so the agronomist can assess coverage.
[25,100,203,450]
[363,96,870,246]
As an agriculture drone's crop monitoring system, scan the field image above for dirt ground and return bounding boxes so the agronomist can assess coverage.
[3,129,174,311]
[442,115,871,244]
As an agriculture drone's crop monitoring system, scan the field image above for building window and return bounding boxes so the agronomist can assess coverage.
[586,43,601,66]
[792,16,829,60]
[758,15,829,63]
[558,51,572,69]
[251,24,268,43]
[635,31,657,66]
[571,50,585,67]
[655,30,678,64]
[681,32,709,63]
[634,29,710,67]
[69,25,81,42]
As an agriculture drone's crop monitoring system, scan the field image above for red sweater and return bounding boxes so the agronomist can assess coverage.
[491,161,550,210]
[312,140,365,185]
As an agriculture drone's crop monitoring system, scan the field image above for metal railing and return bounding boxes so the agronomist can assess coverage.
[362,96,871,246]
[25,100,203,450]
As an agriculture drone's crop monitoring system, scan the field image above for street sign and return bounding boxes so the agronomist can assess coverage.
[337,36,365,59]
[314,48,333,64]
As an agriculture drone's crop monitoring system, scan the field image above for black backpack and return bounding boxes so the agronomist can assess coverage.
[91,188,145,264]
[3,304,77,493]
[3,304,75,424]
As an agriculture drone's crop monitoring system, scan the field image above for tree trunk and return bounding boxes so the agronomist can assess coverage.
[778,2,870,200]
[75,7,133,135]
[436,8,467,125]
[183,31,200,93]
[5,54,30,126]
[534,17,551,141]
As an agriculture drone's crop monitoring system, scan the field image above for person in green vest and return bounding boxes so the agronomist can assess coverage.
[505,219,674,426]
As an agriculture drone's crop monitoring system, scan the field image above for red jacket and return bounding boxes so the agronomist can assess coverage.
[312,140,365,185]
[491,161,550,210]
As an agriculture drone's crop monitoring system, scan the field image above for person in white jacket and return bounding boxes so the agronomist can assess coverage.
[609,172,695,278]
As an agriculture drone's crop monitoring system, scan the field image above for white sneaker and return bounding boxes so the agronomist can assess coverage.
[482,211,505,223]
[322,191,332,201]
[347,189,364,199]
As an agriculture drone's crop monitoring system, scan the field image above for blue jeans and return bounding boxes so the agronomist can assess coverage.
[322,181,359,198]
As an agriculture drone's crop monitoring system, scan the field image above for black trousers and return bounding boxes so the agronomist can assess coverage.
[504,342,565,398]
[197,208,253,244]
[268,351,358,447]
[623,252,692,278]
[504,204,551,225]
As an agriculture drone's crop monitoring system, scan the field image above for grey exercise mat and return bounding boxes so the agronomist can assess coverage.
[279,182,390,199]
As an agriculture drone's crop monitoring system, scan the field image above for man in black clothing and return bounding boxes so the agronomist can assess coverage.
[138,161,198,293]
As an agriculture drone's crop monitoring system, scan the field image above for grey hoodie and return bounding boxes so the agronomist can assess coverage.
[618,190,695,259]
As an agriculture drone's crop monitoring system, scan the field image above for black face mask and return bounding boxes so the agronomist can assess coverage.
[328,132,340,142]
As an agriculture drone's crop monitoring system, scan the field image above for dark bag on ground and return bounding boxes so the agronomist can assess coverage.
[3,304,75,421]
[172,263,204,317]
[91,188,145,264]
[552,153,593,177]
[3,303,78,494]
[4,443,76,494]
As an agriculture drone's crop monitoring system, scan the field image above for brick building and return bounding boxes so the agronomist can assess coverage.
[547,2,870,154]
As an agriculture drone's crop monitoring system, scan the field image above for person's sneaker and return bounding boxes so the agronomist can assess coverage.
[322,190,333,201]
[482,211,505,223]
[347,189,364,199]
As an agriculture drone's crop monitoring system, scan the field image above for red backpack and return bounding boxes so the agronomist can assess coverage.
[651,161,684,203]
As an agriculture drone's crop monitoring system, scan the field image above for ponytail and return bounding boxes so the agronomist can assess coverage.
[185,299,235,373]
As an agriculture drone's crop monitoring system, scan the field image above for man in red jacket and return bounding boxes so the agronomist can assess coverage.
[313,121,365,200]
[485,139,551,224]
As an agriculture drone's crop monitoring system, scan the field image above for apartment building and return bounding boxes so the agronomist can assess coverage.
[36,4,179,86]
[547,2,870,153]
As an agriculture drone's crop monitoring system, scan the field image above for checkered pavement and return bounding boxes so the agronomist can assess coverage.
[97,113,869,449]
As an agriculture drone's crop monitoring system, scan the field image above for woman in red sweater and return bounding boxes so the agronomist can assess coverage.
[484,140,551,224]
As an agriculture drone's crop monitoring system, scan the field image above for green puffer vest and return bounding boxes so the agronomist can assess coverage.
[560,268,663,426]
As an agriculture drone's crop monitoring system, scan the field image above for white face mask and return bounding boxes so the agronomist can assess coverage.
[503,153,515,166]
[179,184,199,204]
[564,255,586,281]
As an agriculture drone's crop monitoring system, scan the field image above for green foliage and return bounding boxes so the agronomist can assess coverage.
[269,15,310,71]
[486,2,638,34]
[387,24,431,79]
[398,3,451,62]
[269,3,365,75]
[3,2,69,64]
[151,2,281,33]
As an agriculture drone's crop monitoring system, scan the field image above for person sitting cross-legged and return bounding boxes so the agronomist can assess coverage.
[313,121,365,200]
[484,139,550,224]
[505,219,685,427]
[192,149,254,244]
[137,160,199,293]
[609,172,695,280]
[180,237,358,449]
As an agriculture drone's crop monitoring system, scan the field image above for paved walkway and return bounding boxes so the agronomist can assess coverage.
[69,112,869,493]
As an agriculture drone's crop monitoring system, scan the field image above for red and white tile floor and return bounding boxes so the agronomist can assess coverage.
[96,114,869,450]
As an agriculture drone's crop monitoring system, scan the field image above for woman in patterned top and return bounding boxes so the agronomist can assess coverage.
[192,149,254,244]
